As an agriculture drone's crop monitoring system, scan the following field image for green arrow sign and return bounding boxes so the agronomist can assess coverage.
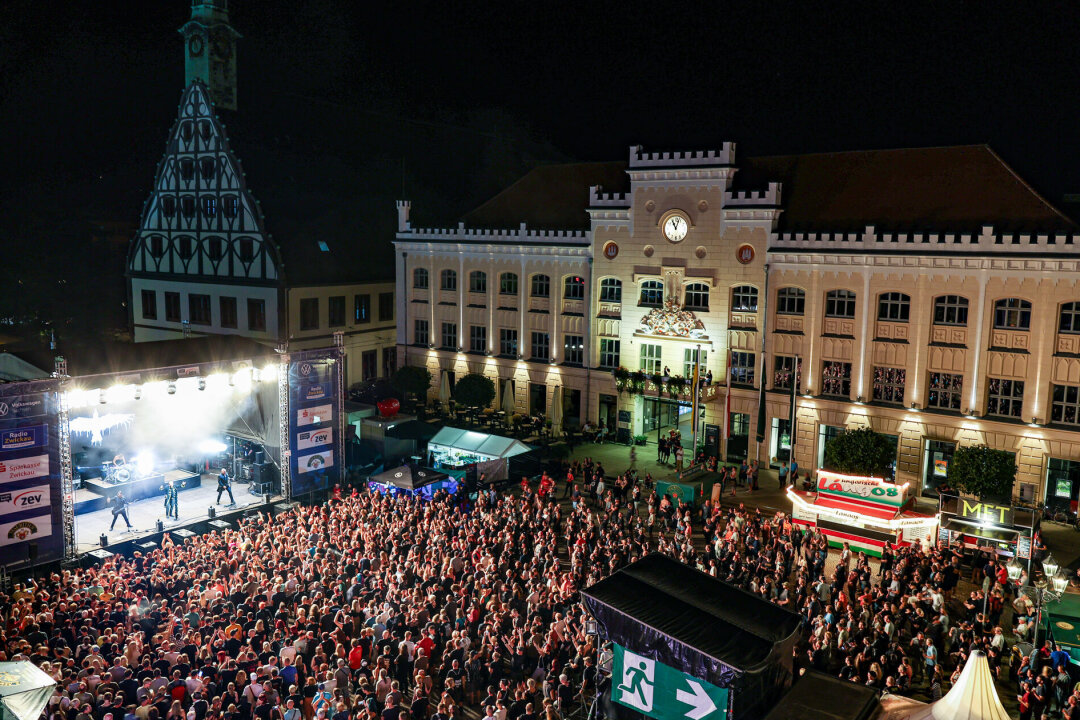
[611,643,729,720]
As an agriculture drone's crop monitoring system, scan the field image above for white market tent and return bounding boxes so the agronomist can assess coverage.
[428,427,532,460]
[879,651,1010,720]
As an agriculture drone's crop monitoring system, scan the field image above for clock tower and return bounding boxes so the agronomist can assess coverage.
[179,0,240,111]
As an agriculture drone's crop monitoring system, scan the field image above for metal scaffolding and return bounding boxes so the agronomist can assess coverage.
[54,356,77,565]
[277,348,291,500]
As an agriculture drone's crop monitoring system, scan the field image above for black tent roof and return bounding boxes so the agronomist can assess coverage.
[581,554,801,677]
[369,464,448,491]
[760,671,880,720]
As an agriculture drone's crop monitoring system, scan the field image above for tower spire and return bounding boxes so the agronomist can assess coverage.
[179,0,240,111]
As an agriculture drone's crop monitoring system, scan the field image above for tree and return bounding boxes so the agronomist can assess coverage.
[823,427,896,477]
[391,365,432,405]
[949,445,1017,500]
[453,373,496,408]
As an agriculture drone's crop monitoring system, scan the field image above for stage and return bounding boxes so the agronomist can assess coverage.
[72,471,282,558]
[79,468,202,510]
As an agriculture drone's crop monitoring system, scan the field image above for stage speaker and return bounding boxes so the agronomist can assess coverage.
[254,450,266,465]
[208,507,216,519]
[99,534,108,548]
[255,462,277,486]
[156,520,164,533]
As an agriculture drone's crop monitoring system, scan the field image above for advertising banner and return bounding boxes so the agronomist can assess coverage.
[0,379,61,567]
[287,349,341,497]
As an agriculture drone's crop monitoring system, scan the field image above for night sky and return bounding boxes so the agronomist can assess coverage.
[1,0,1079,338]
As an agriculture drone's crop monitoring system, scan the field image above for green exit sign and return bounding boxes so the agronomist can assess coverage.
[612,643,730,720]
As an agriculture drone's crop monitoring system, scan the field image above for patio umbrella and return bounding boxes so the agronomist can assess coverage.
[438,371,451,406]
[501,379,515,414]
[551,386,563,436]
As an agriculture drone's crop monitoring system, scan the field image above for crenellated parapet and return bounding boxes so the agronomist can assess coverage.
[629,144,735,167]
[588,186,630,208]
[770,225,1080,253]
[396,214,589,245]
[724,182,781,207]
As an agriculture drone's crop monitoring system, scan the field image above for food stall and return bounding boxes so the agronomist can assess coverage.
[787,470,938,557]
[426,427,532,482]
[937,493,1038,563]
[367,463,457,499]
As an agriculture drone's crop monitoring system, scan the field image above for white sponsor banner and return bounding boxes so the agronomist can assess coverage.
[0,514,52,546]
[296,427,332,452]
[0,455,49,484]
[297,404,332,427]
[0,485,50,519]
[297,450,334,474]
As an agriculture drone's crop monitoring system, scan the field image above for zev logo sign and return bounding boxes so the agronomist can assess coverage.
[296,428,332,451]
[0,486,50,519]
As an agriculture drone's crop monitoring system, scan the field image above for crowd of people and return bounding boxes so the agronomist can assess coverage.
[1,452,1070,720]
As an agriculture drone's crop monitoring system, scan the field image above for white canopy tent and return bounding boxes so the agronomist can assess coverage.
[878,651,1010,720]
[427,427,533,482]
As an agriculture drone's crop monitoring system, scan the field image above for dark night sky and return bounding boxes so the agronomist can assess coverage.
[2,1,1080,232]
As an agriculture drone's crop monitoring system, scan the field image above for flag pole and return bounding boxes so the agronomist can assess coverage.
[754,264,770,462]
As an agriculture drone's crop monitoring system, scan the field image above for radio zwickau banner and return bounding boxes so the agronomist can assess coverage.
[0,379,62,567]
[287,349,342,497]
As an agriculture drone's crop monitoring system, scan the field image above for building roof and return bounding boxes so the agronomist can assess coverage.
[735,144,1076,233]
[454,144,1075,236]
[462,161,628,230]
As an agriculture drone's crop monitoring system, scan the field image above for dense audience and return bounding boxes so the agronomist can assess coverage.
[1,455,1071,720]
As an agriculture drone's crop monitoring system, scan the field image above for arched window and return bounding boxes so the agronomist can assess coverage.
[199,121,212,141]
[199,158,216,180]
[160,196,176,217]
[222,195,239,218]
[1061,302,1080,334]
[469,271,487,294]
[933,295,968,326]
[564,275,585,300]
[531,274,550,298]
[206,237,224,261]
[238,238,255,262]
[180,122,194,142]
[440,269,457,291]
[825,290,857,318]
[640,280,664,307]
[181,196,195,218]
[599,278,622,303]
[776,287,805,315]
[179,158,195,181]
[685,283,710,311]
[177,237,194,260]
[731,285,757,312]
[202,196,216,217]
[877,292,910,321]
[994,298,1031,330]
[499,273,518,295]
[413,268,429,289]
[148,235,165,258]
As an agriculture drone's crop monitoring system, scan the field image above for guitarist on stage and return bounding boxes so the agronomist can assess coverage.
[108,491,132,531]
[216,467,236,507]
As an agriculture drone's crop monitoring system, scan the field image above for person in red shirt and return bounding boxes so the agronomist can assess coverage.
[347,639,364,671]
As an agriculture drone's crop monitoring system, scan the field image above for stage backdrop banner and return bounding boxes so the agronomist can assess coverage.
[288,349,342,497]
[0,380,61,567]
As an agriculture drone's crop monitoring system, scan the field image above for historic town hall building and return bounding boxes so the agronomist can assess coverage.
[395,143,1080,505]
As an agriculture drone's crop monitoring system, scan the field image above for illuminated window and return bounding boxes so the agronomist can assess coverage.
[872,367,906,404]
[987,378,1023,418]
[927,372,963,410]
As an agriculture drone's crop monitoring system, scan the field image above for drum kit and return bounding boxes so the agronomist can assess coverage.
[103,454,136,485]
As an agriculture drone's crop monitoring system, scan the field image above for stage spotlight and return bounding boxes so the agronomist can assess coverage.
[167,382,176,395]
[260,365,277,382]
[134,451,155,476]
[98,389,107,404]
[198,439,227,454]
[232,369,253,392]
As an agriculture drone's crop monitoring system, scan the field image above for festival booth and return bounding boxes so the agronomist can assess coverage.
[582,553,802,720]
[426,427,532,482]
[367,464,457,499]
[936,493,1038,563]
[787,470,938,557]
[0,661,57,720]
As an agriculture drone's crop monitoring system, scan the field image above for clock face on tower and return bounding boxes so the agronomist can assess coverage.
[661,212,689,243]
[188,34,204,57]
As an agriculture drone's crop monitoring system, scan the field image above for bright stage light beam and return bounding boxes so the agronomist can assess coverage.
[232,369,253,392]
[198,439,228,455]
[260,365,278,382]
[134,451,155,476]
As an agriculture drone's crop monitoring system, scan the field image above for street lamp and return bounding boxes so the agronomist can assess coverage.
[1006,556,1024,582]
[1022,569,1069,647]
[1044,553,1060,580]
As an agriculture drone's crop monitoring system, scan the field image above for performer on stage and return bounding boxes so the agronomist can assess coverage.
[216,467,236,506]
[108,491,132,531]
[162,479,181,520]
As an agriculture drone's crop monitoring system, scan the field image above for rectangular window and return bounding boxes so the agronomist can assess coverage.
[382,347,396,377]
[877,293,910,322]
[777,287,805,315]
[328,296,345,328]
[239,237,254,262]
[531,275,550,298]
[354,294,371,323]
[441,322,457,350]
[247,299,266,332]
[470,325,487,353]
[640,344,662,374]
[164,292,181,323]
[299,298,319,331]
[500,273,519,295]
[1052,384,1080,426]
[563,335,584,365]
[730,351,756,386]
[599,339,621,369]
[825,290,857,318]
[821,361,853,398]
[378,292,394,322]
[564,277,585,300]
[219,296,237,329]
[414,319,429,346]
[362,350,377,382]
[934,295,969,326]
[928,372,963,410]
[773,356,801,392]
[872,367,906,404]
[499,329,518,356]
[188,293,211,325]
[531,332,550,361]
[684,348,708,379]
[141,289,157,320]
[987,378,1024,418]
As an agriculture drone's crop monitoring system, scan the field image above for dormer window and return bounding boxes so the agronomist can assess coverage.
[179,158,195,181]
[200,158,216,180]
[239,237,254,262]
[161,196,176,216]
[202,196,217,217]
[199,121,212,141]
[149,235,165,258]
[207,237,223,261]
[222,195,238,218]
[180,122,194,142]
[181,196,195,218]
[178,236,194,259]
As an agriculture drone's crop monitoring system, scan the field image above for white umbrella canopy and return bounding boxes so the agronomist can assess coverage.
[501,379,515,414]
[438,371,451,405]
[901,651,1010,720]
[551,386,563,435]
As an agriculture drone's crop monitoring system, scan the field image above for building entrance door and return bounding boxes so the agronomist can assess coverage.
[921,439,956,496]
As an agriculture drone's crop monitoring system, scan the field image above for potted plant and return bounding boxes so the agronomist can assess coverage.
[650,372,663,393]
[633,434,648,446]
[613,366,630,394]
[668,375,687,398]
[630,370,647,395]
